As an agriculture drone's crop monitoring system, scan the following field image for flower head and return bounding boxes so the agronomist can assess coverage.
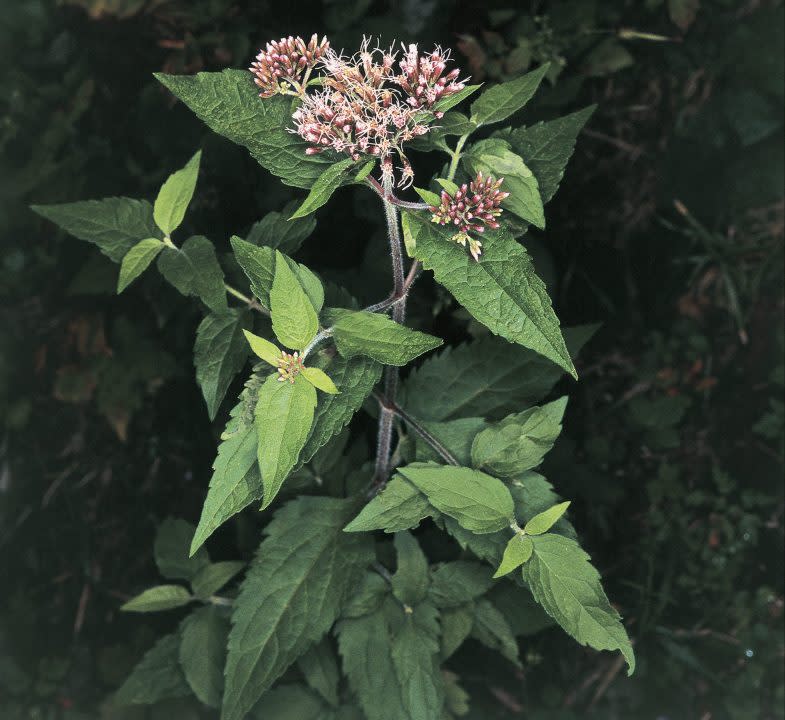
[277,350,304,383]
[395,44,466,114]
[250,34,329,98]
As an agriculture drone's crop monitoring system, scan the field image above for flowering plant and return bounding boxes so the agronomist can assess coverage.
[33,34,632,719]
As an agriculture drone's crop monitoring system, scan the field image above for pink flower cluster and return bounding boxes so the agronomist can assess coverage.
[250,34,329,98]
[429,173,509,260]
[396,44,465,111]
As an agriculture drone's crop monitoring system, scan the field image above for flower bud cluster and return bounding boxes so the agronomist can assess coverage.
[396,44,465,114]
[250,34,329,98]
[277,351,304,383]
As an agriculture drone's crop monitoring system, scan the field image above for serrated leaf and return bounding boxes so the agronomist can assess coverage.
[191,561,245,599]
[428,561,494,608]
[443,671,470,717]
[247,200,316,253]
[471,599,520,666]
[190,389,262,555]
[117,238,164,292]
[398,463,515,533]
[301,367,339,395]
[249,684,328,719]
[331,311,442,366]
[493,535,533,578]
[255,373,317,508]
[194,310,251,420]
[297,638,340,707]
[413,187,441,206]
[270,249,320,350]
[157,235,227,313]
[410,217,575,377]
[290,157,357,219]
[154,150,201,236]
[114,632,190,705]
[222,496,373,720]
[342,572,389,619]
[463,139,545,229]
[179,605,229,707]
[524,501,570,535]
[471,397,568,476]
[243,329,280,366]
[414,417,488,466]
[155,517,210,581]
[521,533,635,674]
[433,84,482,113]
[32,197,160,262]
[120,585,193,612]
[155,70,332,188]
[440,605,474,660]
[391,531,429,606]
[344,474,433,533]
[469,64,549,126]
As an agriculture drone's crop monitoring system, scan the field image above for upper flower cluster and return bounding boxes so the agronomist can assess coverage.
[250,34,330,98]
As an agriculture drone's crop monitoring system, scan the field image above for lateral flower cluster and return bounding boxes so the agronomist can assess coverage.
[430,172,510,260]
[250,36,467,188]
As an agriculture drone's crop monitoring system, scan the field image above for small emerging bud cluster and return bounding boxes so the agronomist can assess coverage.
[277,351,304,383]
[396,44,465,114]
[430,172,509,260]
[250,34,329,98]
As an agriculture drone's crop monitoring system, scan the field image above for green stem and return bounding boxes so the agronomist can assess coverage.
[446,133,470,182]
[223,283,269,316]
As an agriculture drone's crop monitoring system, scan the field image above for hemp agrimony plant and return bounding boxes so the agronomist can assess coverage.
[33,34,634,719]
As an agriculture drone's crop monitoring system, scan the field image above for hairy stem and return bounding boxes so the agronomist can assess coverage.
[364,176,429,210]
[446,132,470,182]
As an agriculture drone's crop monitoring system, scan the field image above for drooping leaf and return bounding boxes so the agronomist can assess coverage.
[222,496,373,720]
[179,605,229,707]
[154,150,201,236]
[409,217,575,377]
[301,366,339,394]
[157,235,227,313]
[247,200,317,253]
[191,561,245,599]
[270,250,320,350]
[255,373,317,508]
[471,397,568,476]
[521,533,635,674]
[344,474,433,534]
[523,501,571,536]
[32,197,160,262]
[117,238,164,292]
[120,585,193,613]
[155,517,210,581]
[194,310,250,420]
[155,70,332,188]
[469,64,549,127]
[493,534,533,578]
[391,531,430,606]
[331,311,443,366]
[290,157,357,219]
[470,599,521,666]
[297,638,340,707]
[428,561,494,608]
[114,632,191,705]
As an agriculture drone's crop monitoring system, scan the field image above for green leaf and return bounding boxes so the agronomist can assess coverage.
[247,200,317,253]
[179,605,229,708]
[157,235,227,313]
[342,572,389,619]
[440,605,474,660]
[191,561,245,599]
[463,139,545,229]
[155,70,332,188]
[471,397,568,476]
[521,533,635,675]
[190,388,262,555]
[344,474,433,534]
[290,157,357,219]
[668,0,700,30]
[301,366,339,394]
[270,250,320,350]
[249,684,328,719]
[413,187,441,206]
[410,217,575,377]
[32,197,160,262]
[471,599,520,666]
[115,632,191,705]
[331,311,442,366]
[435,178,460,196]
[432,84,482,113]
[120,585,193,613]
[154,150,201,236]
[493,535,533,578]
[353,159,377,182]
[222,496,373,720]
[194,310,251,420]
[413,417,488,466]
[469,64,549,126]
[443,672,470,717]
[117,238,164,292]
[297,639,340,707]
[524,501,571,536]
[391,531,430,606]
[255,374,317,508]
[504,105,595,203]
[398,463,515,533]
[428,561,494,608]
[155,517,210,581]
[243,329,280,366]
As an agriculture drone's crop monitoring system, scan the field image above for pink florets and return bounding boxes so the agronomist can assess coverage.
[395,44,466,114]
[250,34,329,98]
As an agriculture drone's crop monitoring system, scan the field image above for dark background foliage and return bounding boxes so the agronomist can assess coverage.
[1,0,783,717]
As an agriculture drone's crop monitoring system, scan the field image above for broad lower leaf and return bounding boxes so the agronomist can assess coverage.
[223,496,373,720]
[332,311,443,366]
[247,200,316,253]
[471,599,520,666]
[409,218,575,377]
[521,533,635,675]
[255,373,317,508]
[191,561,245,599]
[120,585,193,612]
[155,517,210,581]
[344,474,433,533]
[471,397,568,476]
[154,150,201,236]
[157,235,227,313]
[398,463,515,533]
[290,157,357,219]
[32,197,160,262]
[117,238,164,292]
[115,632,191,705]
[179,605,229,708]
[428,561,494,608]
[469,64,549,127]
[524,501,571,536]
[297,638,340,707]
[493,535,533,578]
[301,366,339,394]
[155,70,332,188]
[194,310,250,420]
[391,531,430,606]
